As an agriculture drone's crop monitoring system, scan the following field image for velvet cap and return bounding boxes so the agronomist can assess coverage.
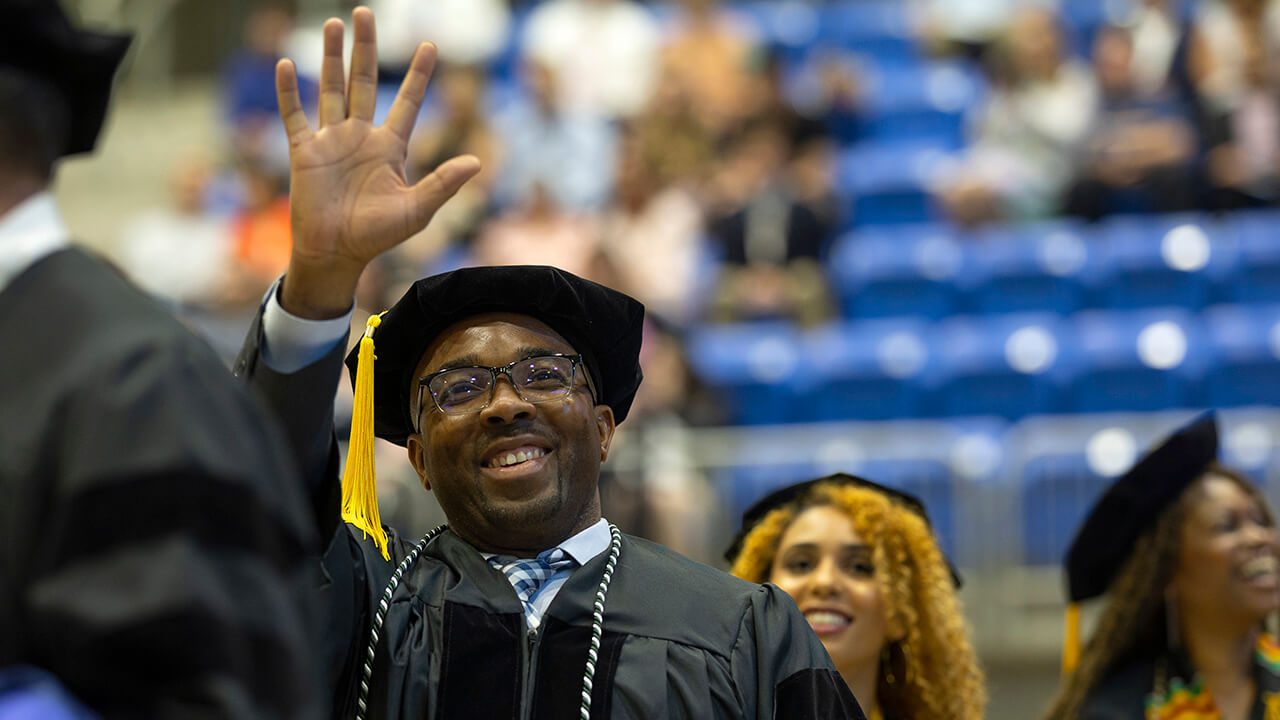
[345,265,645,446]
[725,472,963,587]
[1065,412,1219,603]
[3,0,131,157]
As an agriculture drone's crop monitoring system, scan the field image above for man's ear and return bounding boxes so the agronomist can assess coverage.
[595,405,617,462]
[406,433,431,491]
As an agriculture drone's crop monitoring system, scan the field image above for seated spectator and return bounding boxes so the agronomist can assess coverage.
[369,0,510,70]
[631,60,719,188]
[522,0,661,118]
[400,63,501,269]
[1204,40,1280,208]
[936,6,1098,225]
[659,0,757,135]
[1125,0,1187,98]
[471,182,606,281]
[1187,0,1280,120]
[494,59,617,213]
[600,130,705,324]
[231,161,291,289]
[705,120,835,327]
[117,151,234,307]
[1065,26,1196,219]
[223,3,312,173]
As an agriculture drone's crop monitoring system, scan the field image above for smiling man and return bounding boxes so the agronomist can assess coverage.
[232,6,863,720]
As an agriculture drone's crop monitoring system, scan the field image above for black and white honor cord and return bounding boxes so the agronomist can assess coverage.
[353,524,625,720]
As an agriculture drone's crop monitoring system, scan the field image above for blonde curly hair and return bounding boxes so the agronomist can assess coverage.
[729,481,987,719]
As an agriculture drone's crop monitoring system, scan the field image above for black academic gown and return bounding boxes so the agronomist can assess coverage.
[234,300,864,720]
[1081,635,1280,719]
[0,248,322,719]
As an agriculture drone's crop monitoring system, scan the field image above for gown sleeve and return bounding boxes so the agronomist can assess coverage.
[732,583,866,720]
[11,256,324,719]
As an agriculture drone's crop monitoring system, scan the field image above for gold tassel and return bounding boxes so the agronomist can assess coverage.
[1062,602,1081,675]
[341,313,390,561]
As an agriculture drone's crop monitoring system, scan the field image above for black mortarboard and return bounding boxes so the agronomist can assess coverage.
[344,265,645,447]
[1065,412,1219,604]
[724,472,963,587]
[3,0,132,156]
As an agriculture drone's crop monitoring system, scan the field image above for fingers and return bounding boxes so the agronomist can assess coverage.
[410,154,483,227]
[275,59,314,143]
[318,18,347,127]
[348,6,379,122]
[384,42,438,143]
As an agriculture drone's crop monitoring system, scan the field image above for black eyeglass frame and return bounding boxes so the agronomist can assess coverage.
[414,352,597,429]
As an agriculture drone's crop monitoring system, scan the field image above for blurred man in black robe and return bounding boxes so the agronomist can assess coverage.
[0,2,322,717]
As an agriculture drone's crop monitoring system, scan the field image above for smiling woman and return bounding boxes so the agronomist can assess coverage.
[726,474,987,720]
[1046,413,1280,720]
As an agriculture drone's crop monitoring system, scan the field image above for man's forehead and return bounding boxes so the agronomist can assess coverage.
[417,312,576,372]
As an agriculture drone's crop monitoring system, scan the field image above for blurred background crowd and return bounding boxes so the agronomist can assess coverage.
[52,0,1280,715]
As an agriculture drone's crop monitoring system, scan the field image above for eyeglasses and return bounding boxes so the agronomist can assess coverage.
[416,353,591,422]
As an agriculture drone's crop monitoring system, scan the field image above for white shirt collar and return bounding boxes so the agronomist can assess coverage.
[0,191,70,292]
[482,517,612,566]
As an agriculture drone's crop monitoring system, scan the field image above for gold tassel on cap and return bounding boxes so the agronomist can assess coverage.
[341,313,390,561]
[1062,602,1081,675]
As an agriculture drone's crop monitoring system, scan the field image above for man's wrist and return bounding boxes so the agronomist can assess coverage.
[278,255,364,319]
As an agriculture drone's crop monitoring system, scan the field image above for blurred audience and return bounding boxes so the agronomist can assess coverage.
[118,152,235,307]
[223,3,309,173]
[522,0,661,118]
[600,129,706,324]
[937,6,1098,225]
[472,183,607,280]
[1065,26,1196,219]
[230,161,291,290]
[705,120,835,327]
[370,0,510,69]
[658,0,757,135]
[495,59,617,212]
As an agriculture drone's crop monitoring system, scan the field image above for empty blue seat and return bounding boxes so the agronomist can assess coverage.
[686,323,812,425]
[1022,453,1112,565]
[1064,308,1208,413]
[835,142,952,226]
[1226,210,1280,305]
[1202,303,1280,408]
[961,220,1089,314]
[1086,214,1229,310]
[827,224,964,318]
[815,1,916,62]
[928,312,1067,419]
[805,318,934,420]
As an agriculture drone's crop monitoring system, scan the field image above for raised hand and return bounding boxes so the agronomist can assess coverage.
[276,6,480,318]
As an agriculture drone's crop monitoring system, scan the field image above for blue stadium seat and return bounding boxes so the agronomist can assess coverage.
[1022,453,1111,565]
[856,62,983,148]
[1064,308,1208,413]
[960,220,1089,315]
[686,322,813,425]
[814,1,917,63]
[805,318,934,421]
[1202,304,1280,408]
[1085,214,1228,310]
[1226,210,1280,305]
[835,142,952,226]
[827,224,964,318]
[927,313,1068,419]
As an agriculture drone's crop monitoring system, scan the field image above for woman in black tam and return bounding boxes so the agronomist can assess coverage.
[1045,413,1280,720]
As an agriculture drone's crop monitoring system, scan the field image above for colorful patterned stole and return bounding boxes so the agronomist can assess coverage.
[1144,634,1280,720]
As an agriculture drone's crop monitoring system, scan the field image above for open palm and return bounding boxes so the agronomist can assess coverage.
[277,7,479,281]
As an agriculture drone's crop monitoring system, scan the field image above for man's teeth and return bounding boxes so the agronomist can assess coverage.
[1242,556,1279,579]
[804,611,851,628]
[488,448,547,468]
